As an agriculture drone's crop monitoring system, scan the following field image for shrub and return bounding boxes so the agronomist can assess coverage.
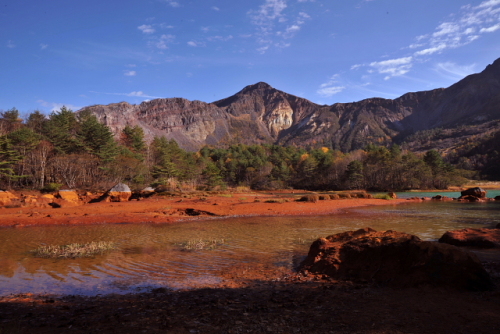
[298,194,320,202]
[373,193,392,200]
[318,195,330,200]
[329,194,340,200]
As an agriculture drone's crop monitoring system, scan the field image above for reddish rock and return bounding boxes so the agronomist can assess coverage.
[0,191,18,206]
[388,192,397,199]
[458,195,481,202]
[300,228,493,290]
[439,228,500,248]
[57,190,81,205]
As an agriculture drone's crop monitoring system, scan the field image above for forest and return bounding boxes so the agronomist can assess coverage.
[0,107,497,192]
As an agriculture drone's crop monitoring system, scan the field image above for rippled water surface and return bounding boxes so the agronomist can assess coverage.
[1,201,499,296]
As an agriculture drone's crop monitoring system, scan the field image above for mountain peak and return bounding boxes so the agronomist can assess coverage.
[242,82,274,91]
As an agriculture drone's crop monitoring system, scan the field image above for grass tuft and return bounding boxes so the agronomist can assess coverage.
[31,241,116,258]
[177,239,226,251]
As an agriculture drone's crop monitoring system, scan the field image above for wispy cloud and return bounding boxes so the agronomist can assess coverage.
[317,75,346,97]
[212,6,220,11]
[370,57,413,80]
[162,0,180,8]
[6,40,15,48]
[124,70,136,76]
[90,91,164,99]
[248,0,311,53]
[138,24,156,34]
[153,34,175,49]
[410,0,500,58]
[326,0,500,96]
[40,43,48,50]
[37,100,82,112]
[187,40,206,47]
[433,61,477,80]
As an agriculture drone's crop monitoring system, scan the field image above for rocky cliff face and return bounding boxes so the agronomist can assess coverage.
[80,58,500,152]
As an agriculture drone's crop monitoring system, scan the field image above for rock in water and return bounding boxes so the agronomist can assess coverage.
[439,228,500,248]
[460,187,487,199]
[299,227,494,290]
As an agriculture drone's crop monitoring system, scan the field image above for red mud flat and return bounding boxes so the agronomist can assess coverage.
[1,194,500,333]
[0,193,409,228]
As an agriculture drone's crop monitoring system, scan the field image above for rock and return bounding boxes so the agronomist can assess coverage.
[0,191,18,206]
[103,183,132,202]
[460,187,487,199]
[458,195,481,202]
[58,190,80,204]
[299,228,494,291]
[495,196,500,201]
[439,228,500,249]
[387,192,397,199]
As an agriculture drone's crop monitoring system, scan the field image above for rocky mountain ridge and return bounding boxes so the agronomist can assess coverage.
[81,58,500,152]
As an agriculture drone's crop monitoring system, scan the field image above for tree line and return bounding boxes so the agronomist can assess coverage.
[0,106,488,192]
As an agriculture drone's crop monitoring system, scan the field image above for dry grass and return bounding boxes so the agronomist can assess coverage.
[31,241,116,258]
[177,239,226,251]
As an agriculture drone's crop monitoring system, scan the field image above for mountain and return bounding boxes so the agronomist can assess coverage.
[81,58,500,152]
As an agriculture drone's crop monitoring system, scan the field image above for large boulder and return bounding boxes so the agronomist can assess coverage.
[299,228,494,291]
[103,183,132,202]
[460,187,487,199]
[52,190,82,207]
[439,228,500,249]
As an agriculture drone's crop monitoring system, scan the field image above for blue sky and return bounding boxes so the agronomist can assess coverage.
[2,0,500,114]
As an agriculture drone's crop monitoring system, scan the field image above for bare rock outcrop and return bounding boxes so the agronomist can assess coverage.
[299,228,494,290]
[439,228,500,248]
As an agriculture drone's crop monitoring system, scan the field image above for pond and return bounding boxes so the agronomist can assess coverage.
[1,201,499,296]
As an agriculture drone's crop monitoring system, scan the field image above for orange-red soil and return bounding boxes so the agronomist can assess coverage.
[0,192,409,228]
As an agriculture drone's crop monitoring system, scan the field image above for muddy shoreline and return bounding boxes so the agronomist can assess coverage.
[2,192,500,333]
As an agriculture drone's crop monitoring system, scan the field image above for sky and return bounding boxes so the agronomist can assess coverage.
[1,0,500,115]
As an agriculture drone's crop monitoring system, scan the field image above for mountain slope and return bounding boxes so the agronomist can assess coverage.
[81,58,500,152]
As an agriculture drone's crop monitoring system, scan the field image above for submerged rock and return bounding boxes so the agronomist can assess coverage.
[439,228,500,249]
[299,227,494,291]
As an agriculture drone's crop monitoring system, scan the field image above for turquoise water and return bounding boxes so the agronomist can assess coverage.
[394,189,500,199]
[0,200,499,296]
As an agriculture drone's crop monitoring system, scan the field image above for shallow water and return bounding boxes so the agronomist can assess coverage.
[394,189,500,199]
[0,201,499,296]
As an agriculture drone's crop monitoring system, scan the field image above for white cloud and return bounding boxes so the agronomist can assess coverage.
[414,44,447,56]
[317,74,345,97]
[37,100,82,112]
[163,0,180,7]
[369,57,413,79]
[409,0,500,58]
[207,35,234,42]
[124,70,136,76]
[90,91,163,99]
[480,23,500,32]
[6,40,15,48]
[187,41,205,47]
[138,24,155,34]
[212,6,220,11]
[248,0,311,52]
[40,43,48,50]
[155,34,175,49]
[317,86,345,97]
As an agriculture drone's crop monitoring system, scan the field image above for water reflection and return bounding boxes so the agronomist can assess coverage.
[0,201,499,296]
